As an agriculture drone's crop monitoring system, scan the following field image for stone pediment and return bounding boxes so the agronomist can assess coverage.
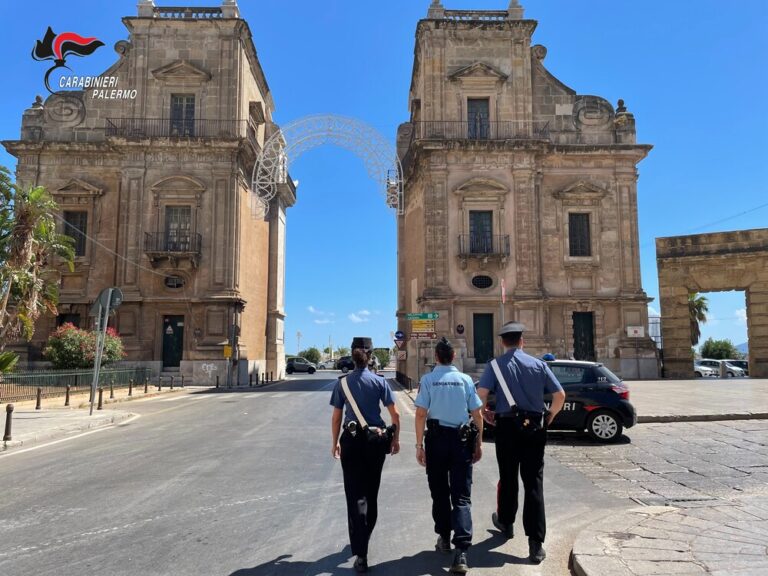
[151,60,212,84]
[454,177,509,199]
[553,180,610,203]
[450,62,508,81]
[151,175,206,193]
[54,178,103,197]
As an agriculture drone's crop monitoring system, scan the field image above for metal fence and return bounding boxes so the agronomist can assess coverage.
[0,367,151,404]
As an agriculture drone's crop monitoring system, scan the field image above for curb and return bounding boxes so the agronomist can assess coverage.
[1,410,136,452]
[638,412,768,423]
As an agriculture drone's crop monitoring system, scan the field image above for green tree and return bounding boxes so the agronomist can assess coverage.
[372,348,391,370]
[298,346,321,364]
[43,323,125,369]
[0,166,74,348]
[700,338,739,360]
[335,346,350,357]
[688,292,709,346]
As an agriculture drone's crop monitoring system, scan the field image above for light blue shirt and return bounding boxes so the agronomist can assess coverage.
[478,348,563,413]
[415,365,483,428]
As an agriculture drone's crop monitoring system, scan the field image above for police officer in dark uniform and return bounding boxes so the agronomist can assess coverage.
[330,337,401,573]
[415,337,484,574]
[477,322,565,564]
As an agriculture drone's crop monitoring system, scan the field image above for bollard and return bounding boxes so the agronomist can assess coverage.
[128,379,134,397]
[270,371,273,383]
[249,373,253,387]
[3,404,13,442]
[110,382,114,399]
[65,384,71,407]
[256,370,260,386]
[144,377,149,394]
[170,376,174,391]
[181,374,185,388]
[97,387,104,410]
[36,387,42,410]
[157,375,162,392]
[261,373,265,386]
[216,375,220,388]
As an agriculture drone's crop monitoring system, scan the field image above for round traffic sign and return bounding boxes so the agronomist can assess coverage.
[394,330,404,340]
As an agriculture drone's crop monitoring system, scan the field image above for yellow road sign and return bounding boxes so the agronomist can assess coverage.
[223,345,232,359]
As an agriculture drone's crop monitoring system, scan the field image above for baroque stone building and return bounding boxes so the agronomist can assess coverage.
[3,0,293,381]
[397,1,658,380]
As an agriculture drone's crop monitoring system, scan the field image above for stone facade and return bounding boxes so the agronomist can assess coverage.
[2,1,293,382]
[397,1,658,380]
[657,229,767,378]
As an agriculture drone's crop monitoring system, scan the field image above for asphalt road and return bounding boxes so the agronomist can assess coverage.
[0,372,624,576]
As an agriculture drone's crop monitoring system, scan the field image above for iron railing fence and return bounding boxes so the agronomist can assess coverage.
[144,232,202,254]
[153,6,223,19]
[106,118,246,139]
[0,367,151,403]
[411,120,550,141]
[458,234,510,257]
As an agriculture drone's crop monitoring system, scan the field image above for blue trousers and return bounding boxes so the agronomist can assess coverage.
[425,425,474,550]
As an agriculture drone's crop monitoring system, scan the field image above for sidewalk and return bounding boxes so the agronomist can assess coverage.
[1,384,190,451]
[572,494,768,576]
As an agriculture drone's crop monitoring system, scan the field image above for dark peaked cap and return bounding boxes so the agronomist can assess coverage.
[351,337,373,351]
[498,321,526,336]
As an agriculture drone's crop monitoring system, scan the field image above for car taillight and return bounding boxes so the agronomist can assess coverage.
[611,384,630,400]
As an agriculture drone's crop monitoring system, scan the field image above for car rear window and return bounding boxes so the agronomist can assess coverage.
[594,366,622,384]
[550,365,588,385]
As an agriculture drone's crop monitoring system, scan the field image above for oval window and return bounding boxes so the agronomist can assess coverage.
[472,275,493,289]
[164,275,185,289]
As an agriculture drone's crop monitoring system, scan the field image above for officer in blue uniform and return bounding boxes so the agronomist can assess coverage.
[330,337,401,573]
[477,322,565,565]
[415,337,483,575]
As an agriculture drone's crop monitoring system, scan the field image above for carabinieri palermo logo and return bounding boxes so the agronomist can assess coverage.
[32,26,104,94]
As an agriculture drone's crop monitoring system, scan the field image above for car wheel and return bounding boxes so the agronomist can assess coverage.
[727,371,734,378]
[695,371,702,378]
[587,410,623,443]
[308,368,316,374]
[342,366,349,374]
[286,367,294,375]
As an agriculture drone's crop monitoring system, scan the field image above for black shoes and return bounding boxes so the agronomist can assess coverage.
[491,512,514,539]
[529,539,546,564]
[353,556,369,573]
[450,550,469,574]
[435,535,452,553]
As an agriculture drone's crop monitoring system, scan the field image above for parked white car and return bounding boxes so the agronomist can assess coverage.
[317,359,336,370]
[693,362,717,378]
[697,359,746,378]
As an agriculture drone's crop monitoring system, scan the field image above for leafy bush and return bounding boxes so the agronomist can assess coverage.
[43,323,125,369]
[298,347,321,364]
[699,337,740,360]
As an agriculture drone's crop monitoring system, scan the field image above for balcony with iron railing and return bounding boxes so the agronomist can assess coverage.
[106,118,250,140]
[153,6,223,19]
[144,232,202,267]
[412,120,549,141]
[458,234,510,259]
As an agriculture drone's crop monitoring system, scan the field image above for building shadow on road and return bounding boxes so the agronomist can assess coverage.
[228,532,527,575]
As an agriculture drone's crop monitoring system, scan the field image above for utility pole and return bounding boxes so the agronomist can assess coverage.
[297,330,302,355]
[329,335,333,360]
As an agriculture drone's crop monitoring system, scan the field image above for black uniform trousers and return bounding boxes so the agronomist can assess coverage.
[494,418,547,543]
[340,430,387,557]
[425,425,474,550]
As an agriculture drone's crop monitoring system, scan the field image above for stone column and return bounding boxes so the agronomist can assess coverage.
[658,281,693,378]
[265,198,287,379]
[746,283,768,378]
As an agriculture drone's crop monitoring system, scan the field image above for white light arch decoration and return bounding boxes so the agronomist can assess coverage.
[250,114,403,217]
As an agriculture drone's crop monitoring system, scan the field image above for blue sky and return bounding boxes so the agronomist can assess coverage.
[1,0,765,355]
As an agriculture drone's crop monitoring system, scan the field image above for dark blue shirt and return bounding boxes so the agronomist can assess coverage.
[330,367,395,428]
[478,348,563,413]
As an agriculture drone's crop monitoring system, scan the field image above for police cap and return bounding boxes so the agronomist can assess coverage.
[498,321,525,336]
[351,337,373,351]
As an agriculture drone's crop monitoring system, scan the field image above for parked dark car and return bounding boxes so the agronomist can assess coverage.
[336,356,355,373]
[285,356,316,375]
[479,360,636,443]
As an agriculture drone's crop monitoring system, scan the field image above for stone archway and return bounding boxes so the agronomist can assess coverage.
[656,229,768,378]
[251,114,403,216]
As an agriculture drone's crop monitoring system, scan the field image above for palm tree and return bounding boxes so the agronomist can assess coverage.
[688,292,709,346]
[0,166,74,349]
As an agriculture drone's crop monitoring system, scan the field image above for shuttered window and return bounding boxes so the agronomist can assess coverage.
[63,211,88,256]
[568,213,591,257]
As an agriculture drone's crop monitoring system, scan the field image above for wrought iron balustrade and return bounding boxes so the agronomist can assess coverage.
[458,234,510,257]
[412,121,549,141]
[443,10,509,21]
[144,232,202,254]
[106,118,246,139]
[153,6,223,19]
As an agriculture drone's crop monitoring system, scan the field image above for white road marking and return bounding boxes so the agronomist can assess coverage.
[0,415,142,460]
[268,393,288,399]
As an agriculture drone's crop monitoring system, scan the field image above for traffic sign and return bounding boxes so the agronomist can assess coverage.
[411,332,438,340]
[397,350,407,361]
[394,330,404,340]
[406,312,439,320]
[394,339,406,349]
[411,319,435,331]
[223,345,233,359]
